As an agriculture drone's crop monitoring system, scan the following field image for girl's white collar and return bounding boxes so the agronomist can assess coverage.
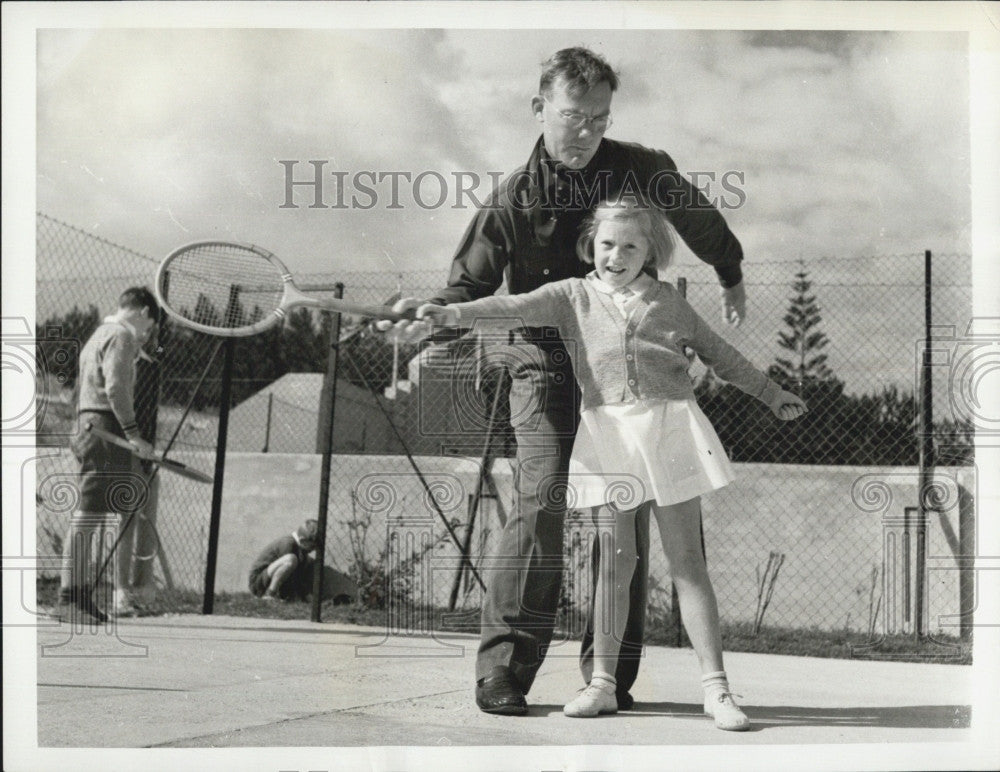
[586,270,654,296]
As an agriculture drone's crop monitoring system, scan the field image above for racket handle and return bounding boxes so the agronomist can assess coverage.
[86,421,145,455]
[312,296,418,323]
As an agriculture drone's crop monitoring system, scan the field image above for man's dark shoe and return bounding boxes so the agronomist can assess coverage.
[616,691,635,711]
[475,667,528,715]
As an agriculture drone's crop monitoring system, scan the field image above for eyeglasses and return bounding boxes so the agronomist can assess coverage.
[542,95,613,132]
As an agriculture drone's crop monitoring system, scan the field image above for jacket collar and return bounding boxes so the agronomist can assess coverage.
[517,136,611,246]
[104,314,138,340]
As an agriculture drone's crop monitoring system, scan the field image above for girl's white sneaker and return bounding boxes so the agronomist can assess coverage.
[704,691,750,731]
[564,682,618,718]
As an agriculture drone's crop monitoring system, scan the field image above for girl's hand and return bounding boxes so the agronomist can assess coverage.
[376,298,433,344]
[416,304,460,326]
[770,389,808,421]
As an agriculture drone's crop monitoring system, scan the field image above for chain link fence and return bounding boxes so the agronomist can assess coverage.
[33,212,975,645]
[36,213,224,591]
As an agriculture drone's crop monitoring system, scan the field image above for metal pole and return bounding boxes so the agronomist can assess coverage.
[903,506,915,627]
[915,513,927,638]
[916,250,934,637]
[130,309,161,589]
[312,284,344,622]
[202,333,236,615]
[958,486,974,641]
[263,392,273,453]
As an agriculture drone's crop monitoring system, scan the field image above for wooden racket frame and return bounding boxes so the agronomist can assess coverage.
[155,241,411,337]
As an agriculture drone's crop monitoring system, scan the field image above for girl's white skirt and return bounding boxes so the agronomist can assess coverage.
[568,398,734,510]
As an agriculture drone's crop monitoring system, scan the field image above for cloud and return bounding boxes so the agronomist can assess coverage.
[36,29,971,280]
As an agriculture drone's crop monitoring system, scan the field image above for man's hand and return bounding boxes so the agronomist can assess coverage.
[129,437,154,457]
[375,298,435,344]
[769,389,808,421]
[721,281,746,327]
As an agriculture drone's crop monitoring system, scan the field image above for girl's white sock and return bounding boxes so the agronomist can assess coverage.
[701,670,750,730]
[701,670,730,700]
[591,671,617,692]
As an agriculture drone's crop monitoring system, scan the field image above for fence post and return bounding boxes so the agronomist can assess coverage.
[958,485,974,641]
[916,249,934,638]
[312,284,345,622]
[263,392,273,453]
[202,327,237,614]
[131,314,163,590]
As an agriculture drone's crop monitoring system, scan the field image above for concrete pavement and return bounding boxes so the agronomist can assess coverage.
[15,612,991,770]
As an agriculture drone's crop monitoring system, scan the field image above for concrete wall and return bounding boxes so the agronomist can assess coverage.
[34,451,975,634]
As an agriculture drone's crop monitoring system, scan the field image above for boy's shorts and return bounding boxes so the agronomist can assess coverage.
[248,558,315,599]
[71,411,143,514]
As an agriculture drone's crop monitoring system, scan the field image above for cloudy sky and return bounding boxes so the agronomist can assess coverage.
[5,6,1000,770]
[35,26,973,277]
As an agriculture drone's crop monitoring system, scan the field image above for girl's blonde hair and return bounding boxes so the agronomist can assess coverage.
[576,195,675,274]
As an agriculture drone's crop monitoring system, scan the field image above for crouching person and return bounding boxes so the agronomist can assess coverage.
[249,519,318,601]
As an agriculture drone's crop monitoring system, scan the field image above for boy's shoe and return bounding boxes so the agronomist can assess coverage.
[51,587,109,624]
[704,691,750,731]
[564,681,618,718]
[78,588,110,623]
[128,585,157,605]
[42,590,76,623]
[261,590,280,601]
[112,589,138,618]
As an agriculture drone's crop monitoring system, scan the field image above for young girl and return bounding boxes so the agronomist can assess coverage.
[417,196,806,730]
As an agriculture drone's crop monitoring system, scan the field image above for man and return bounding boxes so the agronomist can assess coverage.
[56,286,159,622]
[384,47,746,715]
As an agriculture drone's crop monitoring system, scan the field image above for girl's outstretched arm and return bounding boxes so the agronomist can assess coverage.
[675,287,807,419]
[417,281,574,331]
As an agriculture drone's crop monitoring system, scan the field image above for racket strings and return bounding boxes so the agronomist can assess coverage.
[160,244,285,331]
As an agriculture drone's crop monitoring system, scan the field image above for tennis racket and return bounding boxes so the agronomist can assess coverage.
[155,241,414,337]
[86,422,213,484]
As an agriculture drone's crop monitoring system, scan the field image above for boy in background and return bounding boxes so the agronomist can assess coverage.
[58,286,159,622]
[249,519,319,601]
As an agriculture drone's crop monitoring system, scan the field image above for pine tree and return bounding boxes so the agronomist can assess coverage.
[769,265,834,393]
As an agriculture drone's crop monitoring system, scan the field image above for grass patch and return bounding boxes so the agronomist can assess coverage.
[642,613,971,664]
[722,622,969,664]
[37,576,971,665]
